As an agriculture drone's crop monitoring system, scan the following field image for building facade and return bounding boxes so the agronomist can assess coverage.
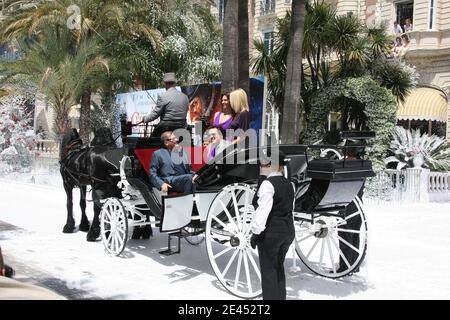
[337,0,450,142]
[213,0,450,143]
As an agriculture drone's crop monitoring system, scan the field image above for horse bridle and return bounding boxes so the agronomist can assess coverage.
[60,142,108,185]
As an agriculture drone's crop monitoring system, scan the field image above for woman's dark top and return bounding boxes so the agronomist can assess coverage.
[229,110,250,131]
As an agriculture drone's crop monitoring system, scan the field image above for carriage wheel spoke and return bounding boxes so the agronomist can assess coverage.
[343,210,361,222]
[206,185,260,298]
[329,234,351,269]
[335,228,363,234]
[213,246,233,259]
[212,215,232,232]
[297,233,313,243]
[319,239,325,268]
[221,249,239,278]
[294,197,367,279]
[234,251,243,290]
[245,249,261,281]
[326,237,336,273]
[210,227,233,239]
[336,235,361,254]
[245,242,259,256]
[115,231,123,245]
[243,191,251,234]
[111,233,116,252]
[242,250,252,293]
[306,237,321,260]
[231,191,242,231]
[108,202,114,217]
[104,208,112,220]
[219,200,239,233]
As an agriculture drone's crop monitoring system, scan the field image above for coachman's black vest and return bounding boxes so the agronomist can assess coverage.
[253,175,295,233]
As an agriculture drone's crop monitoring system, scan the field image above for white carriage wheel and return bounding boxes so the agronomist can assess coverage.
[205,183,262,299]
[100,198,129,256]
[183,227,205,246]
[295,196,367,278]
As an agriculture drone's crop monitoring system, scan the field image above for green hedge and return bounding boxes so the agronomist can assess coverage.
[304,77,398,169]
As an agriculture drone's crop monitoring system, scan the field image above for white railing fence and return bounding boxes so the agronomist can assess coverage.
[364,168,450,205]
[428,172,450,193]
[35,139,59,154]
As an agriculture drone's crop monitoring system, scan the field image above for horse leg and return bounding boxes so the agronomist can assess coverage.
[131,226,144,240]
[141,223,153,240]
[63,184,75,233]
[79,185,90,232]
[87,188,101,242]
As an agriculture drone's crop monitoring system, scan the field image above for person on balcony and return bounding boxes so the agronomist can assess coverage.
[392,21,403,35]
[404,19,413,32]
[392,36,402,57]
[397,33,411,61]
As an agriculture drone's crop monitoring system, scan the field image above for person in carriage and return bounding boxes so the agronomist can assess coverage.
[149,131,197,194]
[143,72,189,138]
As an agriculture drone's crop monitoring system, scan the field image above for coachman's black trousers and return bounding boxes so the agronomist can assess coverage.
[257,230,295,300]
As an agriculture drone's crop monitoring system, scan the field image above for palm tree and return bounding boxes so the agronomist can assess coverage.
[221,0,239,92]
[253,2,416,142]
[9,27,108,137]
[1,0,161,143]
[238,0,249,94]
[281,0,306,144]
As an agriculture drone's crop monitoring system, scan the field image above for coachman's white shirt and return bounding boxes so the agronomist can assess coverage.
[251,172,294,235]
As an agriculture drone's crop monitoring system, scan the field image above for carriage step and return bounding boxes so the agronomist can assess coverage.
[159,231,183,256]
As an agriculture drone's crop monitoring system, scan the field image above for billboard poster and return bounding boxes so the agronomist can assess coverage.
[115,78,264,137]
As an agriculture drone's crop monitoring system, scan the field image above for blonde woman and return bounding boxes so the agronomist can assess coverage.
[404,18,413,32]
[229,88,251,144]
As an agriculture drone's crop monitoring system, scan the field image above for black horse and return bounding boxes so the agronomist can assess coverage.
[60,127,122,241]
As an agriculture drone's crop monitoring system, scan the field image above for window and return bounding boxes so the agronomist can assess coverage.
[263,31,274,53]
[218,0,225,24]
[260,0,275,15]
[429,0,436,29]
[396,1,414,32]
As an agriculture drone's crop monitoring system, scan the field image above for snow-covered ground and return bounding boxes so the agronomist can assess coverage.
[1,174,450,300]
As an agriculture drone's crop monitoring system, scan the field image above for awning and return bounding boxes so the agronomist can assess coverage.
[397,87,448,122]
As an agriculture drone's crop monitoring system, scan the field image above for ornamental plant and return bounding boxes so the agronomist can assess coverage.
[385,126,450,171]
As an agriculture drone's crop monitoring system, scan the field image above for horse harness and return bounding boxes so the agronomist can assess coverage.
[59,141,108,186]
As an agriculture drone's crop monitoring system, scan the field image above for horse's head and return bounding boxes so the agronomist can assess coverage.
[60,128,83,160]
[91,127,115,147]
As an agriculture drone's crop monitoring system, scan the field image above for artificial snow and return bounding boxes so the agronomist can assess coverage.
[0,177,449,300]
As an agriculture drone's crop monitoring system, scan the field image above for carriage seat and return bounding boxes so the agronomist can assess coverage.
[126,177,162,218]
[307,159,374,181]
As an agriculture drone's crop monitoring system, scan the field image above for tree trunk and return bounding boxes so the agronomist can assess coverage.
[54,108,69,137]
[238,0,249,95]
[221,0,239,93]
[79,90,91,145]
[280,0,306,144]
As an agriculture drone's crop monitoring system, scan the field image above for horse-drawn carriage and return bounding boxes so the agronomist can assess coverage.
[92,124,375,299]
